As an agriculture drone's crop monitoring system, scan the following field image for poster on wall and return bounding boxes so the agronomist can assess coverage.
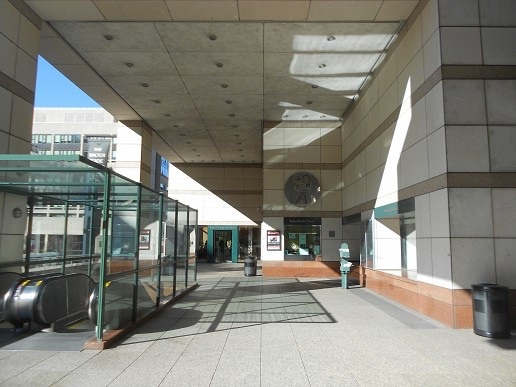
[139,229,151,250]
[267,230,281,251]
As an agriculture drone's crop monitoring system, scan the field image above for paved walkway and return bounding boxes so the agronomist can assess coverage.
[0,262,515,386]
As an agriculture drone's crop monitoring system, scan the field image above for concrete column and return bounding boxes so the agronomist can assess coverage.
[118,120,153,187]
[438,0,516,326]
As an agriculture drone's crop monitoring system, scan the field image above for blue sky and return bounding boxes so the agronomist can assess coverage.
[35,56,100,107]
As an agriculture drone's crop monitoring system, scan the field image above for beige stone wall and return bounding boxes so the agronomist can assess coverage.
[0,0,41,264]
[261,120,343,261]
[171,163,262,226]
[120,120,153,186]
[263,120,343,215]
[340,0,516,292]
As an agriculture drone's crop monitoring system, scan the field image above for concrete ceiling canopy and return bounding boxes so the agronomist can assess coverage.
[30,0,419,164]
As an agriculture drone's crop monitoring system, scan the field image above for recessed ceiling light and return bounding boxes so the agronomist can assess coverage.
[141,83,149,88]
[228,113,236,117]
[215,62,223,68]
[283,114,289,118]
[225,100,232,104]
[303,115,308,118]
[311,85,318,89]
[320,115,326,118]
[318,64,326,69]
[104,34,113,41]
[208,34,217,41]
[125,62,134,68]
[306,100,313,105]
[221,84,228,88]
[327,35,336,41]
[152,99,161,104]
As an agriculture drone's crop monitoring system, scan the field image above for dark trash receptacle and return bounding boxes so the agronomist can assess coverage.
[244,256,257,276]
[471,283,511,339]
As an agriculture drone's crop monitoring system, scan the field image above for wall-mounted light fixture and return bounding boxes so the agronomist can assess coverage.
[12,208,23,218]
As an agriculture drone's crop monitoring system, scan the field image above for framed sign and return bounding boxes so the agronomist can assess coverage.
[267,230,281,251]
[139,229,151,250]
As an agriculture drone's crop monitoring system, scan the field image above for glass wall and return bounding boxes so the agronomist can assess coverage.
[188,208,198,286]
[362,198,417,279]
[0,155,199,341]
[175,202,189,295]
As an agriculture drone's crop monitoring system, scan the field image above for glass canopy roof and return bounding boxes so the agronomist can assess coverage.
[0,155,157,210]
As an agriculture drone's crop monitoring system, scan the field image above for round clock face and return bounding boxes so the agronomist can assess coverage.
[284,172,321,208]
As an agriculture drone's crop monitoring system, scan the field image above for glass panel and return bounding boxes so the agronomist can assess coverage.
[162,200,177,258]
[187,208,198,285]
[372,198,417,279]
[103,273,134,331]
[89,256,102,282]
[187,256,196,287]
[137,265,157,319]
[138,186,160,264]
[176,203,188,292]
[109,208,137,274]
[136,186,160,318]
[361,220,374,269]
[176,257,186,295]
[177,203,188,259]
[30,202,65,258]
[160,258,175,304]
[64,257,95,277]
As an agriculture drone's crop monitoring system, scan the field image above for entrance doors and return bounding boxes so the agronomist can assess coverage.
[213,230,232,262]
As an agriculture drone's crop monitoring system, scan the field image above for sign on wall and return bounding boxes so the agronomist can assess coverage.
[86,139,110,166]
[139,229,151,250]
[267,230,281,251]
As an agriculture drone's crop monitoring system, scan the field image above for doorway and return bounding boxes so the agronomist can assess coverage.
[213,230,232,262]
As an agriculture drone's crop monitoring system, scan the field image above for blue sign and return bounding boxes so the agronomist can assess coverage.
[160,157,169,178]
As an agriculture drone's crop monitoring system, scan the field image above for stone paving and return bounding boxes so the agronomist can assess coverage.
[0,262,515,386]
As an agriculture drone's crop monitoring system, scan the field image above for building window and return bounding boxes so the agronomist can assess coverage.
[55,134,80,144]
[284,217,321,260]
[32,134,51,144]
[371,198,417,279]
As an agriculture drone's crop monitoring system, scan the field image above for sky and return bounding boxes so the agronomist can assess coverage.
[34,56,100,107]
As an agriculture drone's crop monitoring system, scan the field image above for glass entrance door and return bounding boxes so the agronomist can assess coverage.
[213,230,232,262]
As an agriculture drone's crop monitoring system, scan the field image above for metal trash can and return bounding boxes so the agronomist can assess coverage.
[244,256,257,276]
[471,283,510,339]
